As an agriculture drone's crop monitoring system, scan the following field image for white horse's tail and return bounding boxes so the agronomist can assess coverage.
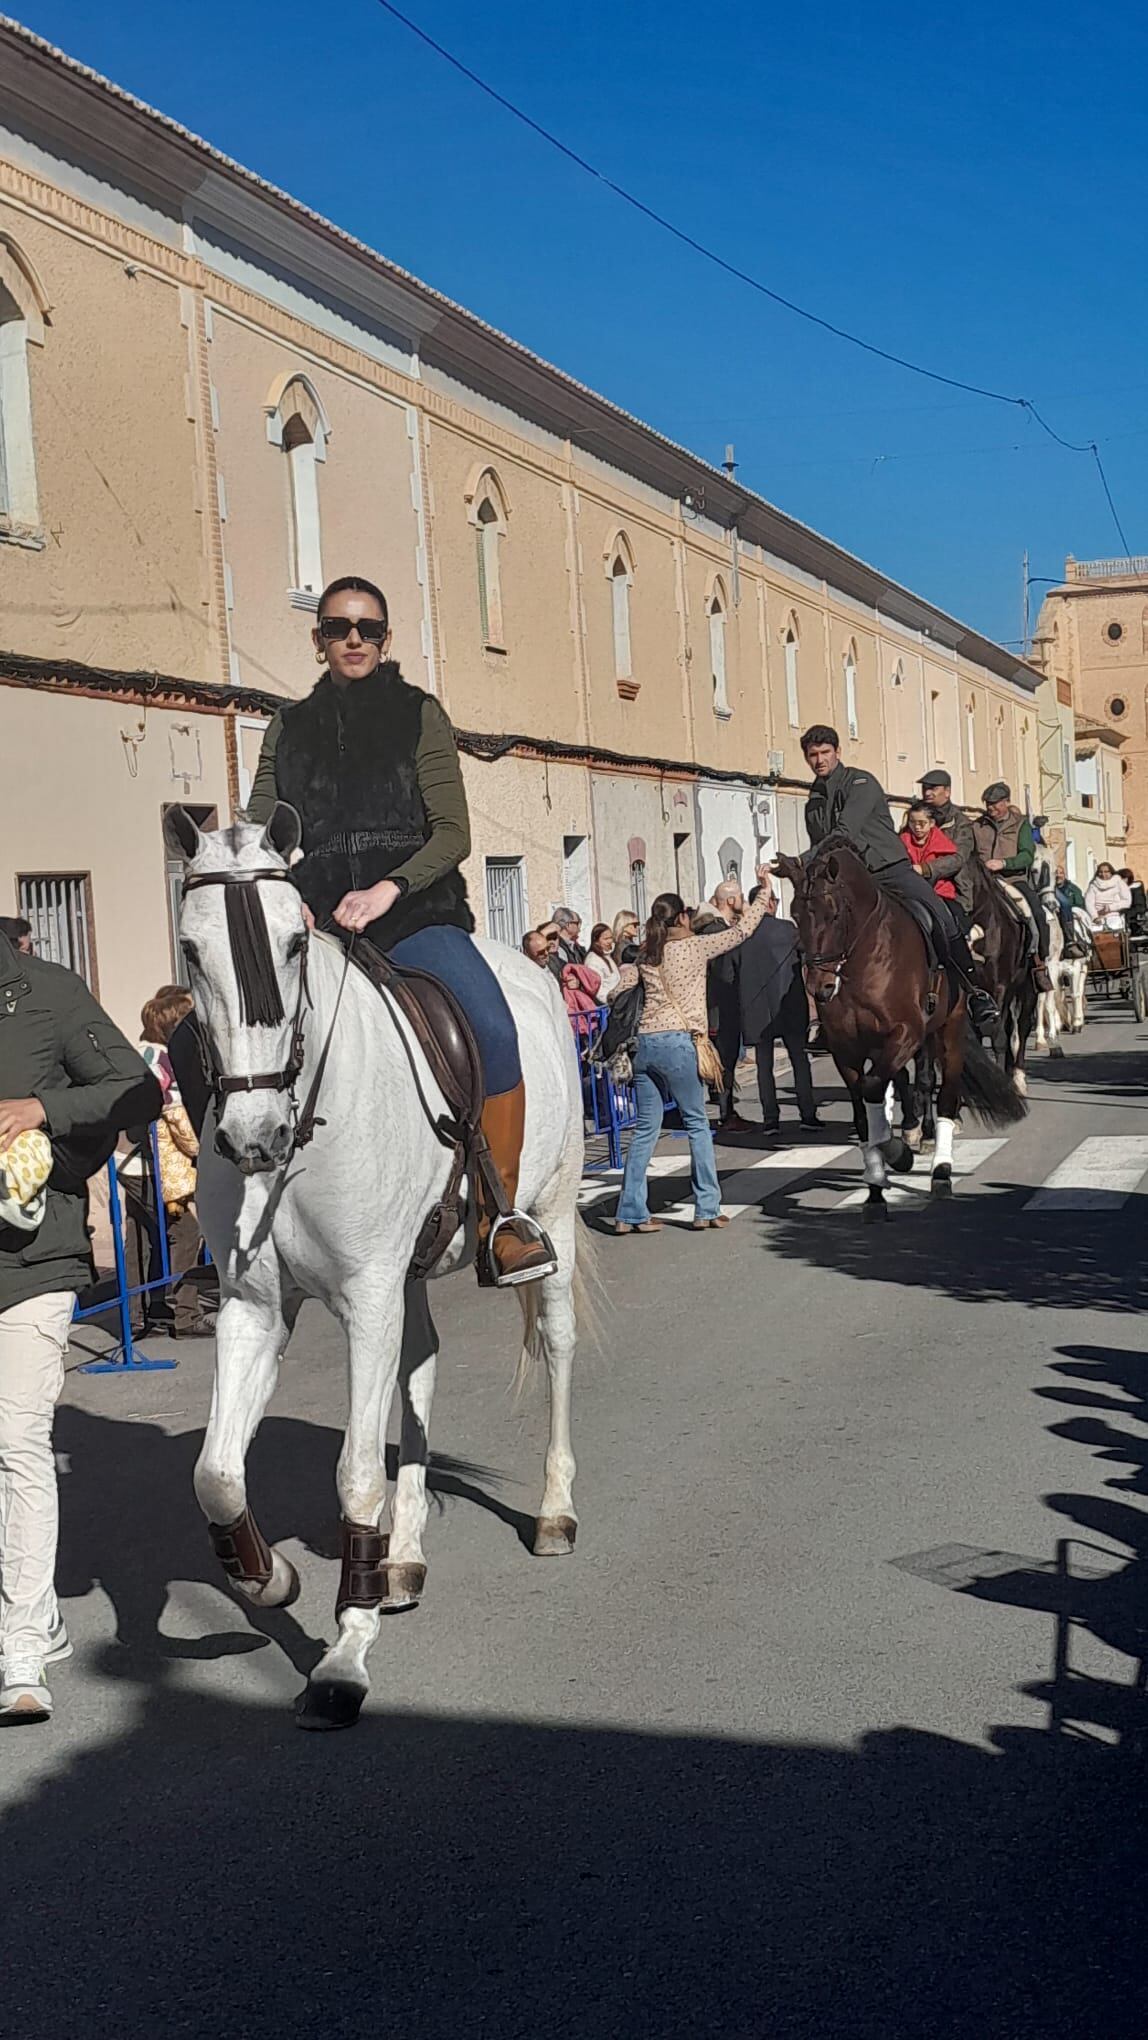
[515,1221,608,1390]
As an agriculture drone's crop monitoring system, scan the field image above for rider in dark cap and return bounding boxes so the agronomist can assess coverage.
[917,769,976,915]
[800,727,997,1031]
[972,782,1051,984]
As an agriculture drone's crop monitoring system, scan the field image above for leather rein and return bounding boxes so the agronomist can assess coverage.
[182,868,352,1154]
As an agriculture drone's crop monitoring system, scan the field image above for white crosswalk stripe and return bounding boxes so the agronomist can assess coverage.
[1024,1135,1148,1211]
[578,1143,853,1215]
[580,1131,1148,1224]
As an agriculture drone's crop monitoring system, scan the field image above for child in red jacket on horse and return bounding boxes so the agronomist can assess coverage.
[900,801,959,900]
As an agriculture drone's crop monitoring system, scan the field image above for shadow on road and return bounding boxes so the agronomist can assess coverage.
[10,1324,1143,2033]
[757,1184,1145,1311]
[3,1679,1146,2036]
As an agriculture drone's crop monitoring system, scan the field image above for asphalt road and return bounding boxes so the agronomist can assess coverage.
[3,1006,1147,2037]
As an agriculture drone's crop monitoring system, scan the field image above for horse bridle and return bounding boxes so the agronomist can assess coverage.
[803,898,881,1004]
[182,867,358,1164]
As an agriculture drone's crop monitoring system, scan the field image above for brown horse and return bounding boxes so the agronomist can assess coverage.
[777,837,1027,1220]
[968,862,1038,1093]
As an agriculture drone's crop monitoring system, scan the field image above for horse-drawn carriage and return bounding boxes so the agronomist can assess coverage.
[1087,923,1148,1020]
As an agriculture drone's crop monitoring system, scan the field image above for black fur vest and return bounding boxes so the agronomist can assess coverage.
[275,663,473,951]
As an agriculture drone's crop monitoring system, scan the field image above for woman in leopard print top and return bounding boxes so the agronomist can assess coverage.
[609,873,772,1233]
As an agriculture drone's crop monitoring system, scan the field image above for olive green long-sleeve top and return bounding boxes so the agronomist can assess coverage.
[245,693,471,896]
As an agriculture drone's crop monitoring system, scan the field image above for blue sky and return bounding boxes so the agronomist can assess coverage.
[14,1,1148,647]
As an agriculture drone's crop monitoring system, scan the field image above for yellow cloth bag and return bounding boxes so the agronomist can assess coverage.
[0,1128,53,1232]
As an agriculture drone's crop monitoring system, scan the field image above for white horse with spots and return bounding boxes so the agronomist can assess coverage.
[168,805,587,1730]
[1035,895,1090,1053]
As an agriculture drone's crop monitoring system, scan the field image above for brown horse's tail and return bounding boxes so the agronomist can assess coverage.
[958,1025,1029,1125]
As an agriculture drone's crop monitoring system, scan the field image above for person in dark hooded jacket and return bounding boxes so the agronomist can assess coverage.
[737,890,818,1131]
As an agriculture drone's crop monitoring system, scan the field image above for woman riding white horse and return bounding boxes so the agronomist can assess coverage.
[169,584,586,1729]
[245,573,553,1289]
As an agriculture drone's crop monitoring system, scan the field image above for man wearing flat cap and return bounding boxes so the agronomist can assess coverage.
[917,770,977,916]
[973,781,1051,979]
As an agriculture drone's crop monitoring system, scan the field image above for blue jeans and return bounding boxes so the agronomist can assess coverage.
[389,924,522,1096]
[616,1032,722,1225]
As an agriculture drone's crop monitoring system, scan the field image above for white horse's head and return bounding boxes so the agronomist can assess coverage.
[166,803,307,1174]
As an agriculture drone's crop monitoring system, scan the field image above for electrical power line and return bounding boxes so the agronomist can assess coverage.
[373,0,1134,554]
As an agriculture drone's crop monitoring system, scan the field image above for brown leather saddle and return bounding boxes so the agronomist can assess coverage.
[347,935,508,1280]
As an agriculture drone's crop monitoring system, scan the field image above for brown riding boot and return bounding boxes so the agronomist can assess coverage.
[476,1082,557,1288]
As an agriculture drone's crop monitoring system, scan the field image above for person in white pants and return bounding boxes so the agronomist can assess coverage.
[0,926,161,1724]
[0,1293,77,1680]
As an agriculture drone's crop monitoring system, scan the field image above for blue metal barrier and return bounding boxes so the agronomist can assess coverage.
[570,1006,636,1170]
[74,1122,178,1375]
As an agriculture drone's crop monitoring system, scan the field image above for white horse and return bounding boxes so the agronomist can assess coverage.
[168,805,587,1730]
[1034,888,1066,1057]
[1035,896,1089,1050]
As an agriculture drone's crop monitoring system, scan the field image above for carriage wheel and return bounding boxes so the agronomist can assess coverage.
[1134,964,1148,1023]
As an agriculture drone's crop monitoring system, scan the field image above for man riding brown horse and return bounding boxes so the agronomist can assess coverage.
[972,782,1052,992]
[799,729,998,1036]
[776,742,1025,1215]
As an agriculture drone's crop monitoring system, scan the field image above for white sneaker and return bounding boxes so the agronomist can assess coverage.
[0,1619,71,1671]
[0,1660,53,1724]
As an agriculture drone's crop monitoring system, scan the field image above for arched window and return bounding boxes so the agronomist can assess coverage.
[265,372,330,601]
[995,706,1006,779]
[709,578,730,718]
[606,533,634,688]
[965,697,977,773]
[783,615,800,728]
[843,640,859,739]
[890,658,905,689]
[0,234,50,534]
[466,467,509,648]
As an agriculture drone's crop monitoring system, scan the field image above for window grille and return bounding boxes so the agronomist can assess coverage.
[484,857,526,947]
[19,873,95,987]
[630,859,647,922]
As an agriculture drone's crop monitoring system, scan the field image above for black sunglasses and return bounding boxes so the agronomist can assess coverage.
[318,615,389,644]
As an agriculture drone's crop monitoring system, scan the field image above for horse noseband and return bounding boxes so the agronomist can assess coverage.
[805,952,847,1004]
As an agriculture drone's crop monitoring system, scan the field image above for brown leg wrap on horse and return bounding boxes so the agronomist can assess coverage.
[209,1507,273,1588]
[336,1519,388,1616]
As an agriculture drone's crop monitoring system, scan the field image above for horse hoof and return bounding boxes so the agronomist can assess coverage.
[886,1137,914,1175]
[295,1678,366,1731]
[533,1515,578,1557]
[231,1548,300,1610]
[1049,1043,1065,1059]
[931,1169,954,1199]
[904,1127,922,1153]
[863,1201,889,1225]
[382,1562,427,1610]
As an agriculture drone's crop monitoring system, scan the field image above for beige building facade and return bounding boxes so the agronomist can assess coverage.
[1031,556,1147,882]
[0,20,1049,1034]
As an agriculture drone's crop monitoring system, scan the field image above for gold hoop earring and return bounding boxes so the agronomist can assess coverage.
[315,646,327,665]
